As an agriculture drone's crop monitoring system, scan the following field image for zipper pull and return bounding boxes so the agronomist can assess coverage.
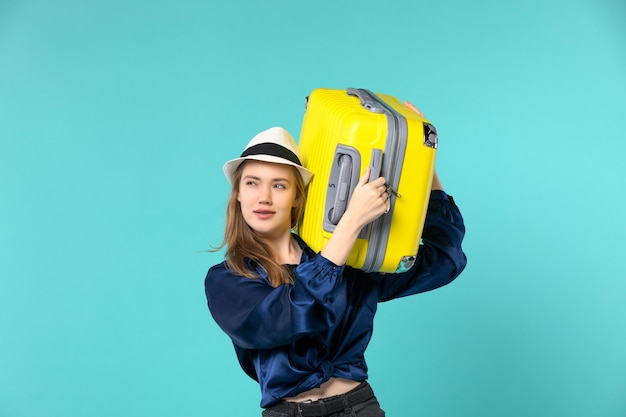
[386,184,402,199]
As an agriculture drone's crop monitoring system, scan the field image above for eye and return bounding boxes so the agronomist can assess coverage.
[274,183,287,189]
[244,180,257,187]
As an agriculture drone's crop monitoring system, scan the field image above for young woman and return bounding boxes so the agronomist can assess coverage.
[204,103,467,416]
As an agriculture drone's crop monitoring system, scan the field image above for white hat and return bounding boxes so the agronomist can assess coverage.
[223,127,314,186]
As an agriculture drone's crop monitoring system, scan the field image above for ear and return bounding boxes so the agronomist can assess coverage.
[292,193,302,208]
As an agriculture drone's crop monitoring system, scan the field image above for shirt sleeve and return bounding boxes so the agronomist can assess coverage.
[204,254,347,350]
[374,190,468,301]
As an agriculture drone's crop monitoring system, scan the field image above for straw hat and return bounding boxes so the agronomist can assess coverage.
[223,127,314,186]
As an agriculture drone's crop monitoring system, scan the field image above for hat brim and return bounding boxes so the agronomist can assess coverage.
[223,155,314,186]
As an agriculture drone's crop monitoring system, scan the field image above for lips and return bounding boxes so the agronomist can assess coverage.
[253,209,276,219]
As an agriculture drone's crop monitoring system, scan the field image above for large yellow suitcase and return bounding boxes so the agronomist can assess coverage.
[297,88,438,273]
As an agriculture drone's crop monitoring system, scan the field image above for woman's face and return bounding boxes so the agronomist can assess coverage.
[237,160,300,239]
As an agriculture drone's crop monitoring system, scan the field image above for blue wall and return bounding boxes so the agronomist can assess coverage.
[1,1,625,416]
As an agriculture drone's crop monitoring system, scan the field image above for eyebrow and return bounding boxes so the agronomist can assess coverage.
[243,175,291,183]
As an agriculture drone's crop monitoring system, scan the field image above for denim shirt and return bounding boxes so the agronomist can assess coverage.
[204,190,467,407]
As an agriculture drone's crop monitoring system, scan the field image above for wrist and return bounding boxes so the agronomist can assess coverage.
[431,171,444,191]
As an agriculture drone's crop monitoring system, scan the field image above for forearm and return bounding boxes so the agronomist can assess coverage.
[431,170,443,191]
[320,215,363,266]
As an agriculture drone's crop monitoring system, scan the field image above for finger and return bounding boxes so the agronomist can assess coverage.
[377,183,389,198]
[369,175,386,187]
[404,100,425,117]
[358,166,371,185]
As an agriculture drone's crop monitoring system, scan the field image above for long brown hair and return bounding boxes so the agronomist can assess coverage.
[214,160,308,287]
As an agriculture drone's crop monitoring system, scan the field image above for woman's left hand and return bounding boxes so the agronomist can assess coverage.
[320,166,389,266]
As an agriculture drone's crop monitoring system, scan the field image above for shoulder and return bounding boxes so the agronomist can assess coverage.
[205,261,271,299]
[205,261,229,286]
[205,261,248,284]
[206,259,259,280]
[207,261,229,276]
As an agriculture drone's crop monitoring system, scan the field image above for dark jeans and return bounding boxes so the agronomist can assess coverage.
[262,381,385,417]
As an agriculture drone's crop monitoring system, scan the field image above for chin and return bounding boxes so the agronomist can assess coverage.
[251,226,289,239]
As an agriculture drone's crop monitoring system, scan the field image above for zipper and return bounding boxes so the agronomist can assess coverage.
[347,88,407,272]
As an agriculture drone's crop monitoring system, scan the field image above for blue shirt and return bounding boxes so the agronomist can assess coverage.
[204,190,467,407]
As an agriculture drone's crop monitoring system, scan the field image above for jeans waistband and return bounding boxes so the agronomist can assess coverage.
[265,381,373,417]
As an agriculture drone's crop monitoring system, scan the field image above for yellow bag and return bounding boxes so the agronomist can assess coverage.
[297,88,438,273]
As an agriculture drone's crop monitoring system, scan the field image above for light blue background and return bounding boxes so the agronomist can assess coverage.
[1,1,625,416]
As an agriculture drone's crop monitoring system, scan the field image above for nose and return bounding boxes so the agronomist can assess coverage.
[258,185,272,205]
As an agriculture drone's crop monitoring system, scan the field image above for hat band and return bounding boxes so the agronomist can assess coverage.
[241,142,302,166]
